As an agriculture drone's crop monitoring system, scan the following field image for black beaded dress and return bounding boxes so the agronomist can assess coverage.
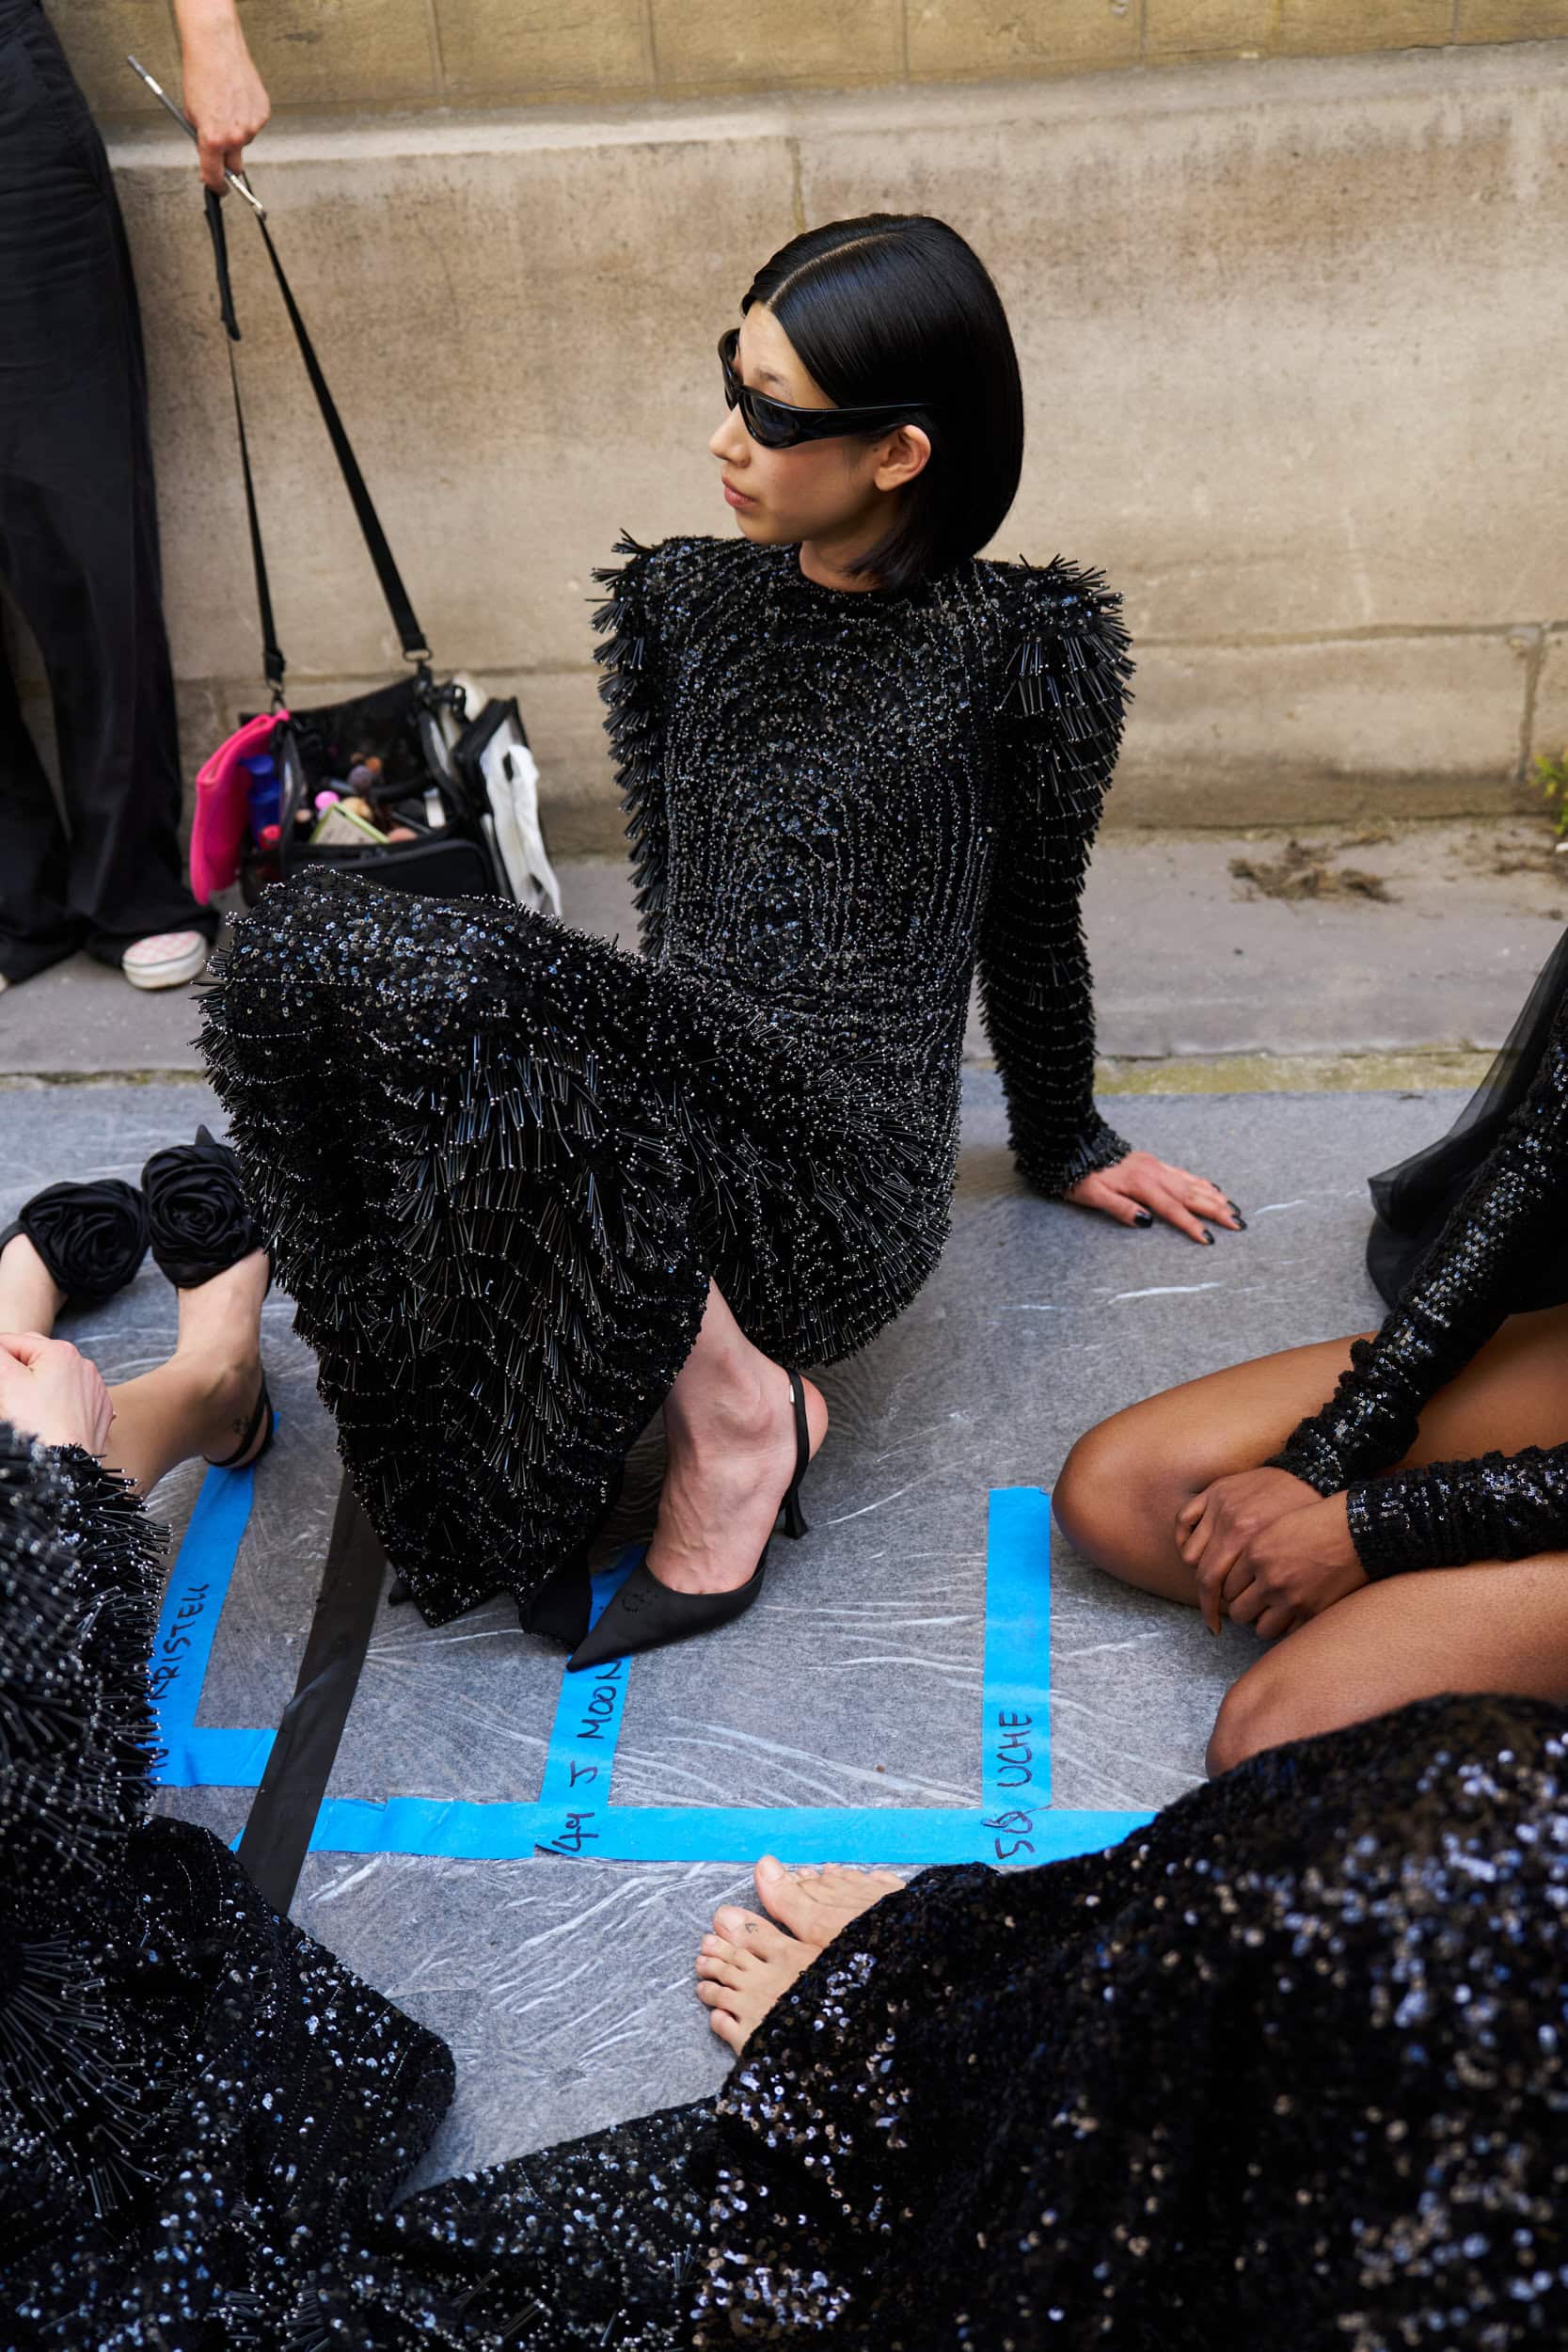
[1270,968,1568,1578]
[9,1420,1568,2349]
[201,536,1132,1623]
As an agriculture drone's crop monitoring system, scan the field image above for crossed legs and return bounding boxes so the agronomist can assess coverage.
[1053,1304,1568,1774]
[0,1229,268,1495]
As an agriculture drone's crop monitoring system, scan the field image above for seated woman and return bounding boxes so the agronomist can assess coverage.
[201,211,1238,1676]
[7,1340,1567,2347]
[1052,965,1568,1780]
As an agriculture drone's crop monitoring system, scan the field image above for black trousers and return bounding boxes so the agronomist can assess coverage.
[0,0,214,980]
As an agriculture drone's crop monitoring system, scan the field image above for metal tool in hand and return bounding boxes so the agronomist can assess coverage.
[124,54,266,218]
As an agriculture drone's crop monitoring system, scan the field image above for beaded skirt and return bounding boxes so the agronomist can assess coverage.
[200,866,947,1623]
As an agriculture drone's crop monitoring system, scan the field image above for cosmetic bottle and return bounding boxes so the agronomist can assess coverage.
[242,752,281,842]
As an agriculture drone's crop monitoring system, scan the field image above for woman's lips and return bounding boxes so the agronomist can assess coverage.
[721,479,756,510]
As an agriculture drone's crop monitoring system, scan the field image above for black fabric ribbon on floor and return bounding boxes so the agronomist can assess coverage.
[234,1475,388,1914]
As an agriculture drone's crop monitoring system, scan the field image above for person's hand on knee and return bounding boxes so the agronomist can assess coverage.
[1218,1492,1367,1643]
[1179,1467,1323,1632]
[0,1332,113,1454]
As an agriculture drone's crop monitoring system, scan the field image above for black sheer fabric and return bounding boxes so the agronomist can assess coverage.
[1268,930,1568,1577]
[1367,925,1568,1309]
[9,1422,1568,2348]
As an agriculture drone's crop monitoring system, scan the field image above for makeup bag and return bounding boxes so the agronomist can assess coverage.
[194,189,560,917]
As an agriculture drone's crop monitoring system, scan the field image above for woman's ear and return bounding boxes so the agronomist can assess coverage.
[872,423,931,494]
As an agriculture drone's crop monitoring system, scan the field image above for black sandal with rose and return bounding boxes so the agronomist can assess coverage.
[141,1125,275,1471]
[0,1178,150,1311]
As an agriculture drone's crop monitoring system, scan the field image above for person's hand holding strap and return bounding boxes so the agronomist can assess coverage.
[1067,1152,1243,1245]
[0,1333,113,1455]
[173,0,270,195]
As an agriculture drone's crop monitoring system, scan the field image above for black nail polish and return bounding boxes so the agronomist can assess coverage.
[1201,1228,1214,1244]
[1133,1208,1154,1227]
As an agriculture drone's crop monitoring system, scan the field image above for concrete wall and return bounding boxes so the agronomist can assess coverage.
[32,27,1568,846]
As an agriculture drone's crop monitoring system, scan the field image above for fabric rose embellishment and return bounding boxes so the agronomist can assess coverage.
[143,1128,263,1289]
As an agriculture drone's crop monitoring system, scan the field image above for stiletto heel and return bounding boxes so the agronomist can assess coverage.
[566,1370,813,1673]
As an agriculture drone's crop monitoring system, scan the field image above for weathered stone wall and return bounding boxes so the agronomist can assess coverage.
[64,0,1568,119]
[29,13,1568,845]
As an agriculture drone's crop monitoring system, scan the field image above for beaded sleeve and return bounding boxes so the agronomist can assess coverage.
[1269,993,1568,1574]
[593,534,672,960]
[976,561,1134,1196]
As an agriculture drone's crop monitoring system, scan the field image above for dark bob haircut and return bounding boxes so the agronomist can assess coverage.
[742,213,1023,596]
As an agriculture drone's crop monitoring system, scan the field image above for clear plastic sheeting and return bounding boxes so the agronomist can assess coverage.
[0,1074,1452,2177]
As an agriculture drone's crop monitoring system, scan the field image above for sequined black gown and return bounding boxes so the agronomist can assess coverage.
[11,1422,1568,2348]
[1271,964,1568,1577]
[201,536,1132,1622]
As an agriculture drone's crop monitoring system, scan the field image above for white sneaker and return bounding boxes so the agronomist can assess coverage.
[121,931,210,991]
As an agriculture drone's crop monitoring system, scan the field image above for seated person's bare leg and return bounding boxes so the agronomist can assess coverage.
[103,1248,270,1497]
[1056,1303,1568,1771]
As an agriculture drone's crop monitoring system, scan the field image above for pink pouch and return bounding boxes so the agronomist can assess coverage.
[189,710,289,903]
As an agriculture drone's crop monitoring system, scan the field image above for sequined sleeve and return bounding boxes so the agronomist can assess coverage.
[1347,1443,1568,1578]
[593,533,673,959]
[976,560,1133,1196]
[1269,994,1568,1536]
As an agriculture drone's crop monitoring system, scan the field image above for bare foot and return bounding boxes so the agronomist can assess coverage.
[694,1859,907,2052]
[752,1853,906,1947]
[650,1357,828,1597]
[695,1913,815,2054]
[174,1247,270,1464]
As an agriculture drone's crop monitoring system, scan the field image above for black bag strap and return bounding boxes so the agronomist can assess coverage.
[206,190,285,693]
[203,188,432,691]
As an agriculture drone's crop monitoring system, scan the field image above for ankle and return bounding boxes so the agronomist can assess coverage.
[0,1232,67,1329]
[667,1359,781,1458]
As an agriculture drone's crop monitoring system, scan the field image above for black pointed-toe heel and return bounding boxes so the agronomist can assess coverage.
[0,1178,150,1312]
[142,1125,275,1473]
[518,1462,631,1646]
[566,1372,813,1674]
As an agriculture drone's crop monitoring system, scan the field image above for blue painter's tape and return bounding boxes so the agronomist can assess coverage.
[174,1478,1152,1875]
[307,1798,1154,1867]
[150,1452,275,1788]
[305,1492,1152,1869]
[978,1486,1053,1866]
[532,1549,640,1856]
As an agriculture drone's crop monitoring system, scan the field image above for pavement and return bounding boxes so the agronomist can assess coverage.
[1,815,1560,1085]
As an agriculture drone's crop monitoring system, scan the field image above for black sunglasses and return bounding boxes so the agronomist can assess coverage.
[719,327,930,452]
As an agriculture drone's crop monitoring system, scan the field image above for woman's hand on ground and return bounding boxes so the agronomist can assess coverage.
[0,1332,113,1455]
[1179,1466,1324,1633]
[1065,1153,1243,1244]
[1218,1491,1367,1644]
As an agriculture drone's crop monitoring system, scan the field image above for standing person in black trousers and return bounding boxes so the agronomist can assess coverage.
[0,0,268,994]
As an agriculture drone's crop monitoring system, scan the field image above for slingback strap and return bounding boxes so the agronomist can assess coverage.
[782,1369,811,1540]
[206,1375,273,1471]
